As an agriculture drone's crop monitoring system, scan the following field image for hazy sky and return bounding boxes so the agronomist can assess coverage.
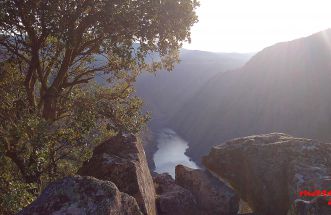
[183,0,331,53]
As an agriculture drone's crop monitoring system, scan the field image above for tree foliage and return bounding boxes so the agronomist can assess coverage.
[0,61,151,214]
[0,0,198,213]
[0,0,198,120]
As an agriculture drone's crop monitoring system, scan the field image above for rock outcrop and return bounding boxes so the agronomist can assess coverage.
[203,133,331,215]
[78,134,156,215]
[153,173,200,215]
[175,165,239,215]
[18,176,142,215]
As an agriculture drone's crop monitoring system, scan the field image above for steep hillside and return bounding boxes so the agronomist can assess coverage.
[135,50,252,129]
[171,29,331,161]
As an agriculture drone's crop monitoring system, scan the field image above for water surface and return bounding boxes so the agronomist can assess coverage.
[153,128,198,178]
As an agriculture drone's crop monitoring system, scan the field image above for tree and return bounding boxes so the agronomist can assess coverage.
[0,61,151,214]
[0,0,198,120]
[0,0,199,213]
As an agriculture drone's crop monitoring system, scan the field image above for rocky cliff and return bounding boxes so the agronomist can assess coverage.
[203,133,331,215]
[19,133,241,215]
[78,134,157,215]
[19,132,331,215]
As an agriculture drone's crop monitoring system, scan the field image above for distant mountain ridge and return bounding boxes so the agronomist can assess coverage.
[135,49,252,130]
[170,29,331,161]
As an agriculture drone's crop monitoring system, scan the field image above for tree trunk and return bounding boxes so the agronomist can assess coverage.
[42,89,58,121]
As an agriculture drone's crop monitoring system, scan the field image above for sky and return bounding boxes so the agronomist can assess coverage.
[183,0,331,53]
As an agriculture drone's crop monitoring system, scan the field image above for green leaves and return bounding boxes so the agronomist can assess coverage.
[0,64,149,214]
[0,156,37,215]
[0,0,198,213]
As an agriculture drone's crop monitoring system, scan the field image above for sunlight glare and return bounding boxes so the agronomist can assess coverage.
[184,0,331,52]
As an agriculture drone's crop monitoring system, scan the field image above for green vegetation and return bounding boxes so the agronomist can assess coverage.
[0,0,198,214]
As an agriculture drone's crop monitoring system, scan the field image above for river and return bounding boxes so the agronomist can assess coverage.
[153,128,198,178]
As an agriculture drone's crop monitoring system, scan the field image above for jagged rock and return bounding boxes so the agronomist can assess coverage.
[18,176,143,215]
[153,173,201,215]
[203,133,331,215]
[175,165,239,215]
[78,134,156,215]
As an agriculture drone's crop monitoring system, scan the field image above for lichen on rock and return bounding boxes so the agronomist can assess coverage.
[18,175,143,215]
[78,134,157,215]
[203,133,331,215]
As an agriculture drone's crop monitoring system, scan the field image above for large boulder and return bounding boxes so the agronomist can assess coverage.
[153,173,201,215]
[203,133,331,215]
[18,176,142,215]
[175,165,239,215]
[78,134,156,215]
